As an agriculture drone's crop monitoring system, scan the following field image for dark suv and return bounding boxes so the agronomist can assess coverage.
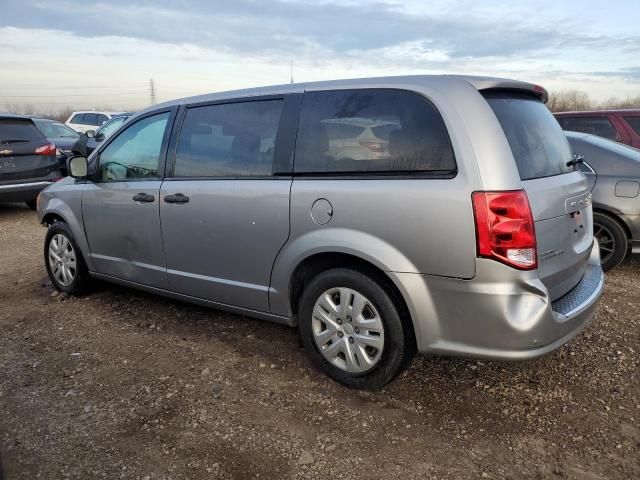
[554,110,640,148]
[0,113,61,209]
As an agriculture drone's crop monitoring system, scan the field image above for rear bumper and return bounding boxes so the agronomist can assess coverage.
[0,181,52,202]
[389,241,604,360]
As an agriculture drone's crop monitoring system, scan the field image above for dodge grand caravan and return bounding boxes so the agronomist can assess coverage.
[38,76,604,389]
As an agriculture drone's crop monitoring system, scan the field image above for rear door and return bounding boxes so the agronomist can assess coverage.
[159,96,297,312]
[0,117,59,185]
[486,93,594,300]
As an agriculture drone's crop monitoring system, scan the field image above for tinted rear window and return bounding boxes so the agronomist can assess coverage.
[623,116,640,136]
[0,118,45,144]
[556,116,618,141]
[294,89,456,175]
[485,93,573,180]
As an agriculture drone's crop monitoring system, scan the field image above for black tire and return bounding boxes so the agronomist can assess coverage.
[25,199,37,210]
[44,221,91,294]
[593,212,628,272]
[298,268,415,389]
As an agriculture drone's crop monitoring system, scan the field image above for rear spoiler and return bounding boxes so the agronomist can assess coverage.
[455,75,549,104]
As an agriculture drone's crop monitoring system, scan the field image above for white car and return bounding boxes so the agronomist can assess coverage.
[64,111,123,134]
[321,117,400,161]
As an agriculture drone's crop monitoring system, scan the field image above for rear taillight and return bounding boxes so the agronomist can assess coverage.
[35,143,56,155]
[472,190,537,270]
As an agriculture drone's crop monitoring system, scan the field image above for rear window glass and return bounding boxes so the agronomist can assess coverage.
[623,116,640,135]
[485,93,573,180]
[294,89,456,175]
[0,119,45,144]
[556,116,618,141]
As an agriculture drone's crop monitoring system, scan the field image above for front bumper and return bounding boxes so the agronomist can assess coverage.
[0,181,53,203]
[389,241,604,360]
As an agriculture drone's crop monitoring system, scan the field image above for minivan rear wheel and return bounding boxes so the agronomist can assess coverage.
[593,212,628,272]
[298,268,414,389]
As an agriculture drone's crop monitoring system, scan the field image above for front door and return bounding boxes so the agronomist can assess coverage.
[82,110,174,288]
[159,98,293,312]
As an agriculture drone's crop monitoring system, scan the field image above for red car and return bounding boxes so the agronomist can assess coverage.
[554,109,640,149]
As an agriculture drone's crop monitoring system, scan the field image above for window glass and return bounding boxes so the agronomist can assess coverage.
[294,89,455,174]
[33,120,80,138]
[174,100,283,177]
[486,93,573,180]
[623,116,640,136]
[0,119,45,143]
[556,116,618,140]
[96,114,109,125]
[98,112,169,181]
[70,114,84,124]
[98,116,127,138]
[82,113,98,126]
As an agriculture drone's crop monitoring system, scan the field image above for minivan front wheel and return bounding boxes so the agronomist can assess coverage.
[593,212,628,272]
[44,221,90,294]
[299,268,414,389]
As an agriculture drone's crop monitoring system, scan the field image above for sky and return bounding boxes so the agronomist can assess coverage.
[1,0,639,112]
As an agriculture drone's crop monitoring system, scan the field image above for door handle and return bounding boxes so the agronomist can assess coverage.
[132,193,155,203]
[164,193,190,204]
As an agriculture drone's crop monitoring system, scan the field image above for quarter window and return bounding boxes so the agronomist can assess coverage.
[556,116,618,141]
[174,100,283,177]
[294,89,456,174]
[98,112,170,181]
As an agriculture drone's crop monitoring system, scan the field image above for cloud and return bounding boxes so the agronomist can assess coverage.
[4,0,639,66]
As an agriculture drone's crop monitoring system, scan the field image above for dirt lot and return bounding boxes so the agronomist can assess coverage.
[0,204,638,480]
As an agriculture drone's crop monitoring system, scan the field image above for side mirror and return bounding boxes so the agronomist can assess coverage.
[85,130,96,138]
[95,133,105,142]
[68,156,89,179]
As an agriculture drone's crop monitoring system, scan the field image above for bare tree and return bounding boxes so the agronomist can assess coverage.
[547,90,593,112]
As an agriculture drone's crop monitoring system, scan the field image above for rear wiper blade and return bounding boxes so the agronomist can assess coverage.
[566,154,585,167]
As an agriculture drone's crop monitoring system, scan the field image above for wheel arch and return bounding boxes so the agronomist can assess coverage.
[593,207,632,240]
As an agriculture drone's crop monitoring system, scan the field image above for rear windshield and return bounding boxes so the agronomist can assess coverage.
[0,118,45,145]
[485,93,573,180]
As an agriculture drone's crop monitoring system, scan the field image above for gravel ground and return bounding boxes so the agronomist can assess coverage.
[0,203,639,480]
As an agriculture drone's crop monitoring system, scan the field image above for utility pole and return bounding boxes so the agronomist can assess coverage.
[149,78,157,106]
[290,57,294,84]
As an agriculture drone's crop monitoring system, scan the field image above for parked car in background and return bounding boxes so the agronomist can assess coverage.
[31,117,80,175]
[321,117,400,161]
[64,111,123,134]
[555,109,640,148]
[73,113,133,158]
[0,113,61,209]
[39,75,603,389]
[566,131,640,271]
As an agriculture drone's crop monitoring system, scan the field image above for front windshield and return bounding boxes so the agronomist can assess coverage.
[98,116,127,138]
[34,119,80,138]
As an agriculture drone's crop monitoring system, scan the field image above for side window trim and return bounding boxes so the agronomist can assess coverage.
[164,94,297,179]
[93,106,179,183]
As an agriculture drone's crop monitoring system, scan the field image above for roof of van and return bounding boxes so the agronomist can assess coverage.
[141,74,547,115]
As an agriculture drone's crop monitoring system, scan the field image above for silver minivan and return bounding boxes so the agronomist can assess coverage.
[38,76,604,389]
